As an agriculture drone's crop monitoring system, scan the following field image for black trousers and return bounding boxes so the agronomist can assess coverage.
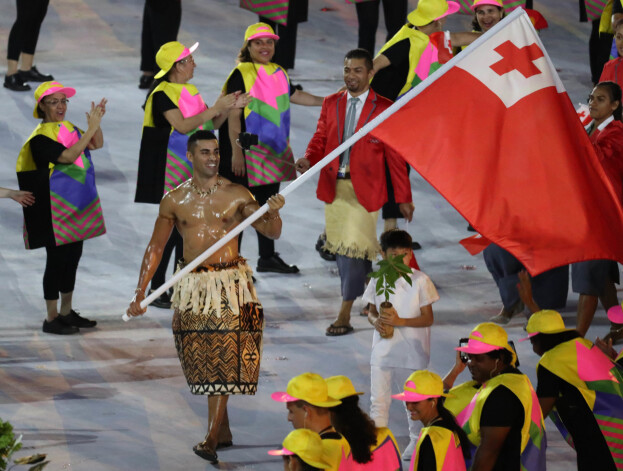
[589,18,614,84]
[44,241,83,300]
[355,0,408,54]
[249,182,280,259]
[7,0,50,61]
[151,227,183,290]
[140,0,181,73]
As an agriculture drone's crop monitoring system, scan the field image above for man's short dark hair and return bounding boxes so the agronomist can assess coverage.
[187,130,218,152]
[379,229,412,252]
[344,48,373,71]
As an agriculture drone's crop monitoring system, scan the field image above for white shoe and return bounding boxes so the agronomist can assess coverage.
[402,438,417,461]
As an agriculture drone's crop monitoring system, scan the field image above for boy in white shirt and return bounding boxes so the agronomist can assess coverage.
[363,229,439,460]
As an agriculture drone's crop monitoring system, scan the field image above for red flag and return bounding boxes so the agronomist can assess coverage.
[371,10,623,276]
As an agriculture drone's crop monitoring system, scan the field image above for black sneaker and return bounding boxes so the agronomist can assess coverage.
[18,66,53,82]
[58,310,97,328]
[149,289,172,309]
[43,317,79,335]
[139,75,154,89]
[315,234,336,261]
[4,73,31,91]
[257,253,299,274]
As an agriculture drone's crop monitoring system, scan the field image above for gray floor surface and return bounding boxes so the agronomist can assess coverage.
[0,0,618,469]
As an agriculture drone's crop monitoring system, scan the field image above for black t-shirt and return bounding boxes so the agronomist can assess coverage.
[479,371,525,471]
[151,91,177,129]
[371,38,410,102]
[30,134,66,168]
[537,365,616,471]
[417,417,459,471]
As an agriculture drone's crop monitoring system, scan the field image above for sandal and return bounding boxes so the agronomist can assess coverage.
[193,441,218,463]
[326,324,354,336]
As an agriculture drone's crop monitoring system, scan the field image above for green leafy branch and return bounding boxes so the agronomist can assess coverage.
[368,253,413,303]
[0,419,48,471]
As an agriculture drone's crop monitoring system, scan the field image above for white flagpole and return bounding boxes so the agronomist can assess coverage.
[123,8,527,321]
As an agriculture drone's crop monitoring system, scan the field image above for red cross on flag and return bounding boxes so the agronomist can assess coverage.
[370,8,623,275]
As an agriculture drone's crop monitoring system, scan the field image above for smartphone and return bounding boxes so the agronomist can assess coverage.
[458,337,468,363]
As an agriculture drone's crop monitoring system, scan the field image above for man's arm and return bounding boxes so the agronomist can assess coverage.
[443,351,467,390]
[290,89,324,106]
[244,193,285,240]
[450,31,481,47]
[126,196,176,317]
[471,426,512,471]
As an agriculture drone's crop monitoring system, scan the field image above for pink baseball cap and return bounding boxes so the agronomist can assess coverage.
[271,373,341,408]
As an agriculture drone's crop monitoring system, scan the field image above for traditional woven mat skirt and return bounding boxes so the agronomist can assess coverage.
[324,179,380,261]
[171,258,263,395]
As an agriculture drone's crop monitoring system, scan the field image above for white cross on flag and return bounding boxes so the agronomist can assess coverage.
[371,8,623,275]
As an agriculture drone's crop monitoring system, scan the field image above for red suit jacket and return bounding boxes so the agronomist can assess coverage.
[590,119,623,203]
[303,89,412,212]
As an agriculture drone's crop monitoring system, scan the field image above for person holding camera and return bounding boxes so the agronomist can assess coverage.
[219,23,323,275]
[454,323,546,471]
[135,40,245,308]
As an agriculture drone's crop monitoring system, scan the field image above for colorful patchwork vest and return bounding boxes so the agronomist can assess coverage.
[340,427,402,470]
[143,82,212,195]
[323,434,350,471]
[410,426,467,471]
[376,25,430,98]
[224,62,295,187]
[446,381,479,469]
[410,31,453,91]
[459,373,547,471]
[538,338,623,468]
[16,122,106,249]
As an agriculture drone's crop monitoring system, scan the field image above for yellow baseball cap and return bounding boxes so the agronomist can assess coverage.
[520,310,575,341]
[244,22,280,42]
[271,372,341,408]
[154,41,199,79]
[268,429,331,469]
[392,370,450,402]
[456,322,517,365]
[471,0,504,11]
[325,375,364,400]
[33,81,76,118]
[407,0,460,27]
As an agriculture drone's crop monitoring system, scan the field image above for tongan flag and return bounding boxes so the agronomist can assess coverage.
[371,8,623,276]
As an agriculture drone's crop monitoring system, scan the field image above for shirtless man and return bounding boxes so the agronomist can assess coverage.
[126,130,284,464]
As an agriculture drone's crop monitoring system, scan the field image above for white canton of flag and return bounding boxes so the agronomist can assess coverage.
[456,12,565,108]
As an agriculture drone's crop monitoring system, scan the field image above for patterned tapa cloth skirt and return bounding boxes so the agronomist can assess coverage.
[324,179,380,261]
[171,258,263,395]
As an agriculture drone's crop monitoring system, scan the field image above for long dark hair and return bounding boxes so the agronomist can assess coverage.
[290,456,321,471]
[142,66,177,110]
[330,396,377,463]
[437,398,472,460]
[595,81,623,121]
[471,6,505,32]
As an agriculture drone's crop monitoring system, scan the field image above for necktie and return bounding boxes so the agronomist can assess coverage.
[340,97,360,169]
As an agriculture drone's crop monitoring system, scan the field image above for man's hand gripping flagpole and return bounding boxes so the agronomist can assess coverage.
[122,8,527,321]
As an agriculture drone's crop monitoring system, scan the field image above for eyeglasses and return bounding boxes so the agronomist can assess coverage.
[178,55,194,65]
[43,99,69,106]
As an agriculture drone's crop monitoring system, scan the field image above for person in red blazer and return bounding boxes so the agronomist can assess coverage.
[296,48,414,336]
